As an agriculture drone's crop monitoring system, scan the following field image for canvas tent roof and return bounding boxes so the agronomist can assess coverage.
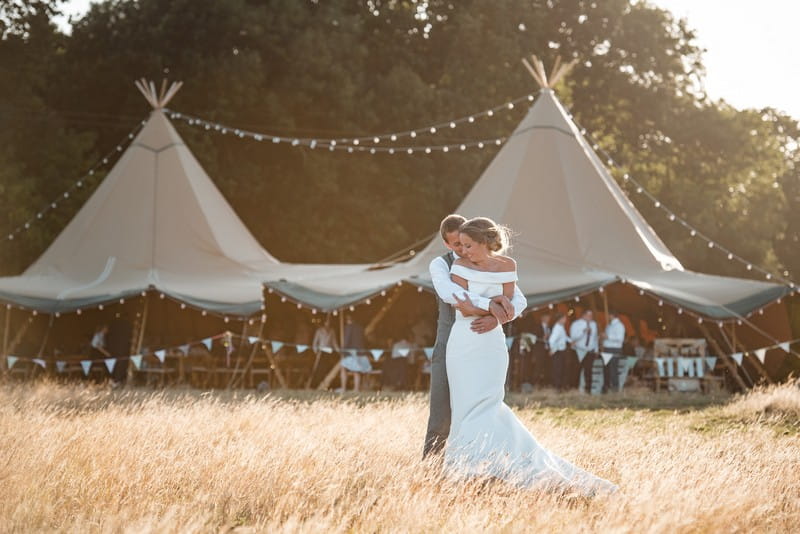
[0,84,367,316]
[264,89,789,319]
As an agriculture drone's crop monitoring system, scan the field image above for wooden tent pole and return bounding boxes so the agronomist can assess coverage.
[135,296,149,355]
[697,322,748,391]
[2,307,9,372]
[602,288,610,327]
[727,323,772,384]
[716,323,757,386]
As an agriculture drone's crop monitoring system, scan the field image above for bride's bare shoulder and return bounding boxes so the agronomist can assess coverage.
[492,255,517,272]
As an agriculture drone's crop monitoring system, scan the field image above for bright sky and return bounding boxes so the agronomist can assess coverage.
[57,0,800,119]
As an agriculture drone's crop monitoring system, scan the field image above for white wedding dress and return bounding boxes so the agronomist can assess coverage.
[444,264,617,496]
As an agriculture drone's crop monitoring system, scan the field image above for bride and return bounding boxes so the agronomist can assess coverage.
[444,217,617,497]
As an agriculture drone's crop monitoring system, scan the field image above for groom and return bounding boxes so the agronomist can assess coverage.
[423,214,529,459]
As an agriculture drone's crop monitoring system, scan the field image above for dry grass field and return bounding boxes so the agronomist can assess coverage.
[1,381,799,533]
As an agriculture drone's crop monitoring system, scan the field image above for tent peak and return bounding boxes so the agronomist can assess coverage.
[134,78,183,109]
[521,54,577,90]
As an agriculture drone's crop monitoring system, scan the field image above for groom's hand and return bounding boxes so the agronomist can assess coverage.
[471,316,499,334]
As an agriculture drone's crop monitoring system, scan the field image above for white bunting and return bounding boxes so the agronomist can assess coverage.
[600,352,614,365]
[55,361,67,373]
[130,355,143,370]
[155,349,166,363]
[296,344,308,353]
[32,358,46,369]
[202,338,213,351]
[104,358,117,374]
[706,356,717,370]
[321,346,333,354]
[179,344,190,355]
[754,348,767,364]
[271,341,284,353]
[397,348,410,357]
[370,349,384,361]
[731,353,743,366]
[81,360,92,376]
[506,337,514,349]
[779,342,790,353]
[248,336,259,345]
[6,356,18,369]
[424,347,435,359]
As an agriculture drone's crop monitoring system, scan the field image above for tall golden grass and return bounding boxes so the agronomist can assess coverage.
[1,381,798,533]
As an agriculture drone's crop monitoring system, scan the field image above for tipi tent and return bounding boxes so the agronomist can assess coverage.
[263,72,789,320]
[0,80,363,316]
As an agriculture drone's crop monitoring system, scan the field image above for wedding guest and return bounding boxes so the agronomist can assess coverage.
[602,309,626,393]
[339,315,372,392]
[570,309,599,394]
[548,313,571,391]
[90,324,110,359]
[312,318,339,354]
[106,314,133,386]
[384,334,414,390]
[531,312,552,387]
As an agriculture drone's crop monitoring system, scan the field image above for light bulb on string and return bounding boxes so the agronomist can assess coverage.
[708,242,714,249]
[468,116,475,123]
[690,230,697,237]
[450,122,456,128]
[487,110,494,117]
[410,131,417,138]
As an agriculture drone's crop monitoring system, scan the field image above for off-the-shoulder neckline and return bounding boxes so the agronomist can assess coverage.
[451,263,516,275]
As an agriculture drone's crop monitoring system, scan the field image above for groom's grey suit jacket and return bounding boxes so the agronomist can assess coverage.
[423,251,455,457]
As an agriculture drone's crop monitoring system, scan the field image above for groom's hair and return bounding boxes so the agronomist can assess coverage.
[440,214,466,240]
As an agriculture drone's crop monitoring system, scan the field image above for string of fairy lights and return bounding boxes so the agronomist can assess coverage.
[4,119,148,242]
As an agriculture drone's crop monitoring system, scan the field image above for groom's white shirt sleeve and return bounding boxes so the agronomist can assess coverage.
[429,256,491,311]
[429,256,528,318]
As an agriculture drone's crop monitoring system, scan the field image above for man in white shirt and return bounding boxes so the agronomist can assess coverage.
[424,214,528,459]
[547,313,570,391]
[601,310,626,393]
[570,309,599,394]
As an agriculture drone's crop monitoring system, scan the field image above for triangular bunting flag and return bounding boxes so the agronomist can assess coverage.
[754,348,767,364]
[248,336,259,345]
[706,357,717,370]
[81,360,92,376]
[321,347,333,354]
[731,353,743,366]
[130,355,143,370]
[32,358,46,369]
[6,356,18,369]
[104,358,117,374]
[296,344,308,353]
[423,347,434,360]
[506,337,514,349]
[154,349,166,363]
[271,341,284,353]
[179,344,190,355]
[397,348,410,357]
[779,342,790,353]
[370,349,383,361]
[600,352,614,365]
[202,338,212,351]
[55,361,67,373]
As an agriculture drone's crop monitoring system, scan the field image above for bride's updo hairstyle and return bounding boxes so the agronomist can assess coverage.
[459,217,512,254]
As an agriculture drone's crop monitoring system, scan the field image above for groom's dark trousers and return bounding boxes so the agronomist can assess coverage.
[423,252,456,458]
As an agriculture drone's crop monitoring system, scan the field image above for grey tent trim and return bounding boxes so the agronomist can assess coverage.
[636,283,791,320]
[0,288,262,317]
[264,281,398,313]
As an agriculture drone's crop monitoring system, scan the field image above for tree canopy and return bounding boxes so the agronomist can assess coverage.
[1,0,798,288]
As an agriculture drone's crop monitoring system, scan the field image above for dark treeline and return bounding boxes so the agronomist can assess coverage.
[1,0,798,281]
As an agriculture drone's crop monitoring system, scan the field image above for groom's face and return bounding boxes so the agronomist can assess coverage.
[443,230,464,257]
